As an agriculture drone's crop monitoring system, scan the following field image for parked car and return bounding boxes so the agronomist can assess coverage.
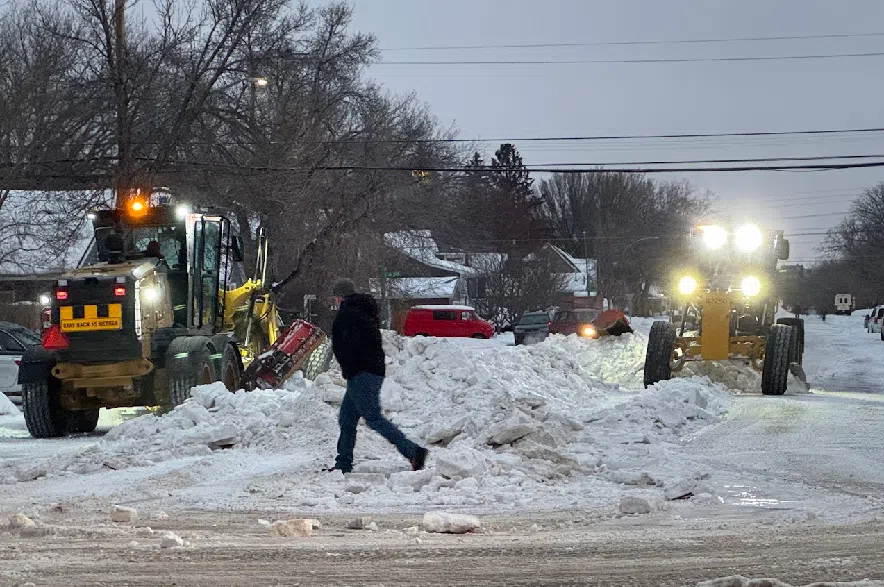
[549,308,602,339]
[549,308,634,339]
[869,306,884,333]
[403,305,495,339]
[513,311,553,345]
[0,321,42,405]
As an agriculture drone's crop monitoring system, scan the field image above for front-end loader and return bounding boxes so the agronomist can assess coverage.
[643,222,805,395]
[18,191,329,437]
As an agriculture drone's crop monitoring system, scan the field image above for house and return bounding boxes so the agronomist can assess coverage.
[0,191,96,327]
[374,231,497,331]
[528,243,603,310]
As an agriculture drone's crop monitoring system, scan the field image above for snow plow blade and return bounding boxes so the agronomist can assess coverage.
[593,309,634,337]
[241,320,327,390]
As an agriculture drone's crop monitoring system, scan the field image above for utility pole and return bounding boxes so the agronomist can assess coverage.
[113,0,128,207]
[582,230,590,295]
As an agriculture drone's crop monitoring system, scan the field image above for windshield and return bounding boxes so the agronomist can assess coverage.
[7,326,41,347]
[575,309,600,322]
[518,313,549,325]
[84,225,187,271]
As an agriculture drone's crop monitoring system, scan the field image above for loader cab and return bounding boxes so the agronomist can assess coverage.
[82,203,246,334]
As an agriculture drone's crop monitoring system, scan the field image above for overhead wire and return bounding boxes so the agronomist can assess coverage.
[376,52,884,66]
[381,32,884,51]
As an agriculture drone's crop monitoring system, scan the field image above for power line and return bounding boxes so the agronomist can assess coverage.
[525,154,884,167]
[5,127,884,148]
[381,32,884,52]
[142,158,884,174]
[377,51,884,66]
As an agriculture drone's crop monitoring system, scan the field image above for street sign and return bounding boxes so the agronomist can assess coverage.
[383,271,401,278]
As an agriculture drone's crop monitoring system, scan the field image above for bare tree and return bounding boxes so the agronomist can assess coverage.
[474,254,568,328]
[537,171,709,311]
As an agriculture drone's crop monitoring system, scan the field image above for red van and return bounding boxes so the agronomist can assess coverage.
[403,305,494,339]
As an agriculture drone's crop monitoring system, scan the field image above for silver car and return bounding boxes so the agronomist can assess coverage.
[0,321,42,405]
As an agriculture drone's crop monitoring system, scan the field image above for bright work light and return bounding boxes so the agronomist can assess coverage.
[741,276,761,297]
[735,224,763,253]
[699,225,727,250]
[678,275,698,295]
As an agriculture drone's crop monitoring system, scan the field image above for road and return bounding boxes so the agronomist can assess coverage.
[1,313,883,586]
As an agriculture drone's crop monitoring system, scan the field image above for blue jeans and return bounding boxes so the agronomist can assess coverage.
[335,372,420,472]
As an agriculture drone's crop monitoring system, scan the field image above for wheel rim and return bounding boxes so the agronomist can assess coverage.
[199,362,213,385]
[223,362,239,391]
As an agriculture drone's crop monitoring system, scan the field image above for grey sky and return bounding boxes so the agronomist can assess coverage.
[342,0,884,263]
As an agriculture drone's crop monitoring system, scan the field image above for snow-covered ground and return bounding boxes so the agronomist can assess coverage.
[1,313,883,527]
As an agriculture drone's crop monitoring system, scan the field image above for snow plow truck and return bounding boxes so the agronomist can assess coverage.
[643,223,805,395]
[17,191,331,438]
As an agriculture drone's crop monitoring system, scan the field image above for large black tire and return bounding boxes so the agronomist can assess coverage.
[776,317,804,364]
[219,343,242,392]
[762,324,792,396]
[65,409,100,434]
[168,341,216,407]
[644,321,677,388]
[22,379,65,438]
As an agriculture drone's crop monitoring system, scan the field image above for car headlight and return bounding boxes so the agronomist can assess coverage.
[581,325,597,338]
[741,276,761,297]
[735,223,763,252]
[699,225,727,250]
[678,275,698,295]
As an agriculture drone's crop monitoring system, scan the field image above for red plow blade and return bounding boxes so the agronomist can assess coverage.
[241,320,328,390]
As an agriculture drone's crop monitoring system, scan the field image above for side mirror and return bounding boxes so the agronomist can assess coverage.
[776,238,790,261]
[230,236,244,263]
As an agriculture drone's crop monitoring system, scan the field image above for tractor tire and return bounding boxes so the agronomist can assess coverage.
[303,338,333,381]
[168,342,216,407]
[22,379,65,438]
[644,321,677,388]
[776,317,804,364]
[219,343,242,392]
[65,409,100,434]
[761,324,792,396]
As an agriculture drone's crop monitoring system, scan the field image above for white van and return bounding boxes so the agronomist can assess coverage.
[869,306,884,333]
[834,294,854,315]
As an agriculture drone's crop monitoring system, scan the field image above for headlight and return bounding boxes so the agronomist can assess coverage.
[142,286,160,302]
[735,224,763,252]
[581,325,597,338]
[699,225,727,250]
[175,204,190,220]
[741,276,761,297]
[678,275,698,295]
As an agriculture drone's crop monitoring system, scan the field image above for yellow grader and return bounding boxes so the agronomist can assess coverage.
[18,193,331,437]
[643,223,805,395]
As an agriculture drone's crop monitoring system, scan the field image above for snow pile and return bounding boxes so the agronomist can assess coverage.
[0,331,729,512]
[0,392,18,416]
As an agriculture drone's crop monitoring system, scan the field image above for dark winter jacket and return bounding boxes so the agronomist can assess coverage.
[332,293,386,380]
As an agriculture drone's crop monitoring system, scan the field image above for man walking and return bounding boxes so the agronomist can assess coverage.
[329,279,428,473]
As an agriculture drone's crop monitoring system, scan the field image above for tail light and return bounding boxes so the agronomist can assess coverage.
[14,359,21,366]
[42,325,70,351]
[113,285,126,297]
[875,318,879,324]
[55,289,68,301]
[41,307,51,332]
